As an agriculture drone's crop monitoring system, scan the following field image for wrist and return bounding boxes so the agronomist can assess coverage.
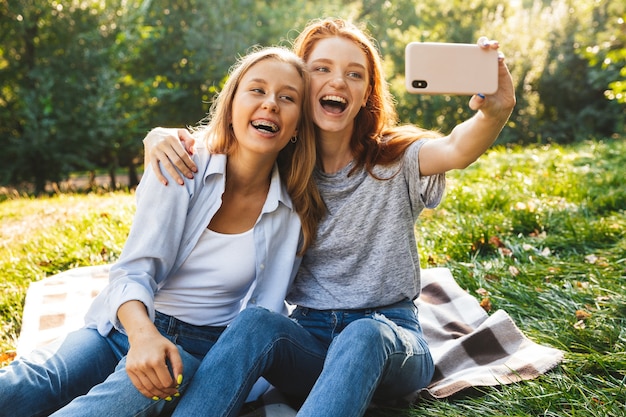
[477,107,512,128]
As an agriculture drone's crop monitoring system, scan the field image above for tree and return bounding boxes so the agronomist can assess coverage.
[576,0,625,135]
[534,0,623,142]
[0,1,127,193]
[1,0,623,192]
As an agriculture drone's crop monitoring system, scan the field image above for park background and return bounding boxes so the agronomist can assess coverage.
[0,1,625,416]
[0,0,624,193]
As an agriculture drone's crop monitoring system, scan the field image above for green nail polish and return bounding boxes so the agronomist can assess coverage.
[177,374,183,385]
[165,396,173,402]
[152,396,159,401]
[174,392,180,397]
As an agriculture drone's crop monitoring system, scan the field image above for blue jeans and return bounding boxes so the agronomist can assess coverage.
[172,300,434,417]
[0,311,224,417]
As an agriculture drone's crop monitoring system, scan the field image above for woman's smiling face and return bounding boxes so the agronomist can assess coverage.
[231,58,304,158]
[305,36,371,138]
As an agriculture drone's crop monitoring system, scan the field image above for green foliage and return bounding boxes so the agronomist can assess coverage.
[419,139,626,263]
[2,2,101,190]
[577,0,626,105]
[534,1,624,143]
[0,0,624,191]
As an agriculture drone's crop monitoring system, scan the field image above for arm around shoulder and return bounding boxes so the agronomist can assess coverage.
[143,127,198,186]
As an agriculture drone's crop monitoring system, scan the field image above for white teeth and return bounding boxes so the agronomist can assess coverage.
[252,120,279,133]
[322,95,347,104]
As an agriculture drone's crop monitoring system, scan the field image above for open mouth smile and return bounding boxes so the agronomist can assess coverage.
[320,95,348,114]
[251,119,280,133]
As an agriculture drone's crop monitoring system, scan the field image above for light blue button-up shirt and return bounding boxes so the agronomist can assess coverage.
[84,144,302,336]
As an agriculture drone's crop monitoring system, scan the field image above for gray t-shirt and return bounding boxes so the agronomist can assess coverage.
[287,140,446,310]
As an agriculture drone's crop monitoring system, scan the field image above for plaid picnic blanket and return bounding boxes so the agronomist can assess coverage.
[16,265,564,414]
[417,267,563,399]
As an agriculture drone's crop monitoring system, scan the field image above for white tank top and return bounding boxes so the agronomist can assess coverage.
[154,227,256,326]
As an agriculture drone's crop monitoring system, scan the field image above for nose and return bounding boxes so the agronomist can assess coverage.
[329,74,347,89]
[262,94,279,112]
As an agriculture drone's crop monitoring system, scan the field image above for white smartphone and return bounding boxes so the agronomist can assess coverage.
[405,42,499,95]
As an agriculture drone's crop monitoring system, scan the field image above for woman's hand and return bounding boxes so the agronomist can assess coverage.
[125,328,183,400]
[143,127,197,185]
[117,301,183,400]
[469,37,516,122]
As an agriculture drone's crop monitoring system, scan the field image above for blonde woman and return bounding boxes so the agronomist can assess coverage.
[0,46,323,417]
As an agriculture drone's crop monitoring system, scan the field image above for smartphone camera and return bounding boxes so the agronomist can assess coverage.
[411,80,428,89]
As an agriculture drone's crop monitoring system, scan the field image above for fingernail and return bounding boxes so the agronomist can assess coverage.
[177,374,183,385]
[477,93,486,99]
[152,396,160,401]
[165,396,173,402]
[174,392,181,397]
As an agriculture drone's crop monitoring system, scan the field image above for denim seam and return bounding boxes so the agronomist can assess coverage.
[223,336,282,417]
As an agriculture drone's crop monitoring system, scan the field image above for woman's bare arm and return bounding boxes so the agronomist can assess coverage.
[419,39,516,176]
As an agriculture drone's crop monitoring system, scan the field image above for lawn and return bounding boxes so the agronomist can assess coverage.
[1,139,624,416]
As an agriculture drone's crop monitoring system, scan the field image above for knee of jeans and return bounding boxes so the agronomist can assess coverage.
[339,319,387,347]
[372,314,419,356]
[343,317,417,358]
[229,307,290,339]
[238,306,274,322]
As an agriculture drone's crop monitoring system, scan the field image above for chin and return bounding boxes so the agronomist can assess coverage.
[316,119,348,133]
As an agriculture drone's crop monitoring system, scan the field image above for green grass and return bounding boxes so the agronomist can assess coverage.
[0,192,135,354]
[1,139,624,416]
[409,138,626,416]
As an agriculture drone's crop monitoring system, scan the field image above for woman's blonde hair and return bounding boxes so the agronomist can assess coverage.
[198,46,324,254]
[293,18,439,176]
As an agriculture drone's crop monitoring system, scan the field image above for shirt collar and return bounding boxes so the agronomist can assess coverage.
[204,152,228,177]
[267,162,293,212]
[203,153,294,213]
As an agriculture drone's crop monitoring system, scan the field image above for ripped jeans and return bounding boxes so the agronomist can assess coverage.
[171,299,434,417]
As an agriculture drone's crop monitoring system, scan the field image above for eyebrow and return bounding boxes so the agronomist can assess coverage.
[309,58,367,71]
[247,78,302,95]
